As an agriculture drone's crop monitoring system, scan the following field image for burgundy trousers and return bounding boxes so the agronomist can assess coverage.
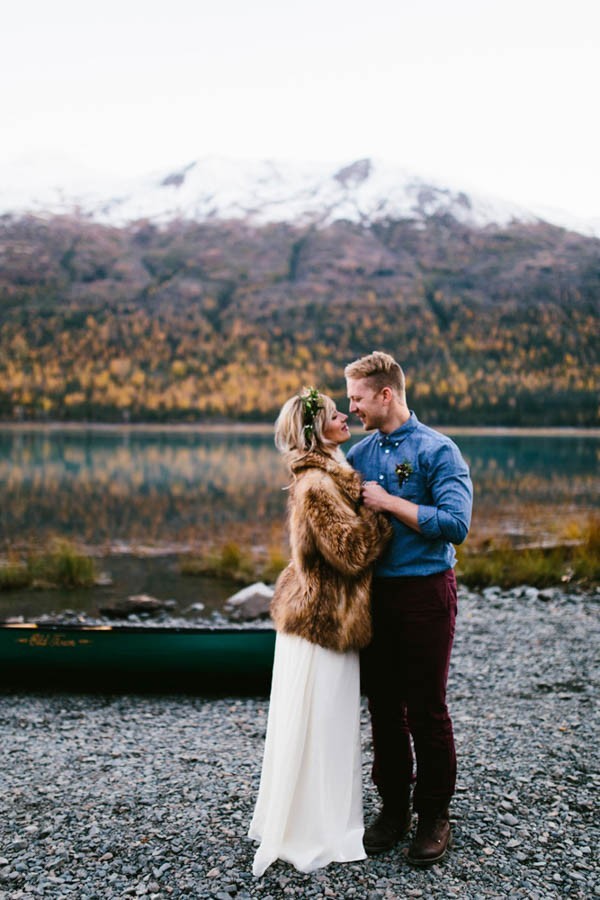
[361,569,458,815]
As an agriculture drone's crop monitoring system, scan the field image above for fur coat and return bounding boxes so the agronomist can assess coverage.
[270,450,393,652]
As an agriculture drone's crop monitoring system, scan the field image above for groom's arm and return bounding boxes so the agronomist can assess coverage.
[362,443,472,544]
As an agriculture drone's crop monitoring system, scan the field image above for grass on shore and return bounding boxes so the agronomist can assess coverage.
[2,516,598,595]
[0,540,97,591]
[180,515,600,591]
[180,541,287,586]
[456,515,600,589]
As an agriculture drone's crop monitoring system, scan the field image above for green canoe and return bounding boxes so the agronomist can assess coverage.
[0,623,276,694]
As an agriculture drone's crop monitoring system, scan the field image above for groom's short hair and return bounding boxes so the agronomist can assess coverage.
[344,351,405,396]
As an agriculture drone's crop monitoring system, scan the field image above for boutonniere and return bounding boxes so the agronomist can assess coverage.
[395,461,413,487]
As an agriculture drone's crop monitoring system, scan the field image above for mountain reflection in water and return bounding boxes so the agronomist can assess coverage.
[1,427,598,551]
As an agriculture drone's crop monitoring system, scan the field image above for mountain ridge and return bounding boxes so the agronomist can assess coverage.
[2,155,599,238]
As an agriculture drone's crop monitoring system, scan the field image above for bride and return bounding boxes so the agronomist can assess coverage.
[248,387,392,877]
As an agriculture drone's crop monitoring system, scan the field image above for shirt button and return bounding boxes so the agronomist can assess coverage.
[379,474,384,480]
[385,449,390,454]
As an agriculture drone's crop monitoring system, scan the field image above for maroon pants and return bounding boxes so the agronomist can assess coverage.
[361,569,458,815]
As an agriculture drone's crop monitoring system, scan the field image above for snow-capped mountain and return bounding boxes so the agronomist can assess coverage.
[1,155,599,237]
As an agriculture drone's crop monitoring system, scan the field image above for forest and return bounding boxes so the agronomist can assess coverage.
[0,212,598,425]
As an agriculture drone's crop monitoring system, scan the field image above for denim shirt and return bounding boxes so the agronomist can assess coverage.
[346,412,473,577]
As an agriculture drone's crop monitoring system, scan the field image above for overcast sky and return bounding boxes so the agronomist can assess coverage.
[2,0,599,218]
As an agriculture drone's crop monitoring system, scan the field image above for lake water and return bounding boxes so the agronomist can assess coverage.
[2,426,598,547]
[1,426,598,618]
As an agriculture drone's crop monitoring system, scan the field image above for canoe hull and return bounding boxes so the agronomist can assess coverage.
[0,624,276,694]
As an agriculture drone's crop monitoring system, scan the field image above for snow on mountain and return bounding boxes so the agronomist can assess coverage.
[1,154,598,237]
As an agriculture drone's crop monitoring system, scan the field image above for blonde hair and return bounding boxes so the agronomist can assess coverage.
[275,389,337,457]
[344,350,405,396]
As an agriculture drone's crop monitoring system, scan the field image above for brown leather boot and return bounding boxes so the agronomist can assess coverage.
[363,802,412,855]
[406,808,452,866]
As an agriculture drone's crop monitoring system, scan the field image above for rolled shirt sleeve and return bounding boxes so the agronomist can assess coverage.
[417,443,473,544]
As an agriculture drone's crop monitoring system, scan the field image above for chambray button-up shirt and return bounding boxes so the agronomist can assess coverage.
[346,412,473,577]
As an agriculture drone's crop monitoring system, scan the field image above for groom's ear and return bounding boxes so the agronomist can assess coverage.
[380,386,393,404]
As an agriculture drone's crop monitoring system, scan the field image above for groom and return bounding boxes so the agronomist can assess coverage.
[345,351,473,867]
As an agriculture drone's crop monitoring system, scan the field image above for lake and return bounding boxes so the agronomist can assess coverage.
[1,425,598,618]
[2,425,598,548]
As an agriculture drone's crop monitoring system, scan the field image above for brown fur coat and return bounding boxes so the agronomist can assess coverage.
[270,450,393,652]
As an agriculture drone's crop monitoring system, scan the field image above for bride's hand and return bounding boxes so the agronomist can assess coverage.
[362,481,391,512]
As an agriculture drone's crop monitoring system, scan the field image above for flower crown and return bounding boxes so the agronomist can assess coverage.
[300,386,323,442]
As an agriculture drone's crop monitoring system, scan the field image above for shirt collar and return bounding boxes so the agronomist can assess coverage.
[377,411,419,446]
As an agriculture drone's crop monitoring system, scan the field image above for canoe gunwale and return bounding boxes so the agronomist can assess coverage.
[0,623,274,635]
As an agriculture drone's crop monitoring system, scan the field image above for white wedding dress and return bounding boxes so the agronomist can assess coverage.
[248,631,366,877]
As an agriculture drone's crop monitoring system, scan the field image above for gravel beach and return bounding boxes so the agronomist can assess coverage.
[1,585,598,900]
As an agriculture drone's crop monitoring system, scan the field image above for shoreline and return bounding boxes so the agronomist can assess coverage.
[1,421,599,438]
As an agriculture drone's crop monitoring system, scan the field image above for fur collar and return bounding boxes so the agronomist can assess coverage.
[289,450,362,505]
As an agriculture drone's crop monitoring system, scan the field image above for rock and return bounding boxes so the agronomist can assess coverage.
[98,594,171,618]
[225,582,274,620]
[152,863,171,877]
[94,571,113,587]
